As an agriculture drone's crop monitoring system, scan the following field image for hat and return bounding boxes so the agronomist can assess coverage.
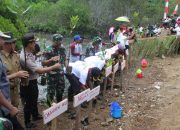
[0,31,10,38]
[22,33,35,47]
[73,35,81,41]
[3,32,16,43]
[93,36,102,43]
[52,34,63,42]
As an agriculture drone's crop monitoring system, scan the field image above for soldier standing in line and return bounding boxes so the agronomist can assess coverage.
[85,36,102,57]
[42,34,67,105]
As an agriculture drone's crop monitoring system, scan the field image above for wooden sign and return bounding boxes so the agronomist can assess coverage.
[43,99,68,124]
[87,86,100,102]
[105,65,112,77]
[121,60,126,70]
[73,89,90,107]
[113,62,119,73]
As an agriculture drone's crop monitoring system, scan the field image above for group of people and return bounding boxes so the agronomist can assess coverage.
[69,35,103,62]
[0,32,68,129]
[109,26,136,59]
[0,30,106,129]
[0,24,136,129]
[136,15,180,38]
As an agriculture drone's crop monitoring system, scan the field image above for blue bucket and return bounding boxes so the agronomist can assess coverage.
[110,102,123,119]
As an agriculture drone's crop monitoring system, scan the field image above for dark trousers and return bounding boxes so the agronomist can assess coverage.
[20,79,39,124]
[65,73,81,101]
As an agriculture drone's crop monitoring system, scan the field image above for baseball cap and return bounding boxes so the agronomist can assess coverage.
[0,31,10,38]
[73,35,81,41]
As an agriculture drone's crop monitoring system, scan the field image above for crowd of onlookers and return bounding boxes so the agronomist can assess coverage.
[135,15,180,38]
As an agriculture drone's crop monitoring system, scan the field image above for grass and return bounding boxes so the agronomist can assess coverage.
[129,35,177,69]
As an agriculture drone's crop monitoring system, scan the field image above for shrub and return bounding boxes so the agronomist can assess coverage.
[25,0,90,35]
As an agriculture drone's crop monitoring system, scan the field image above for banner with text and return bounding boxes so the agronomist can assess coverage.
[43,99,68,124]
[73,89,90,107]
[87,86,100,101]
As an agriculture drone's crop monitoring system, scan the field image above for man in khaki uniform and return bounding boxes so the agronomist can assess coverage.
[1,32,29,108]
[0,31,25,130]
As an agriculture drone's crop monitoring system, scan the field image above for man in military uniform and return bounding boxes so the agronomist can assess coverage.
[42,34,67,105]
[1,32,29,108]
[85,36,102,57]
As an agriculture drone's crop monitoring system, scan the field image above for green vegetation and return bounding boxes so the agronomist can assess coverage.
[0,0,179,50]
[0,0,29,49]
[130,36,176,68]
[25,0,90,35]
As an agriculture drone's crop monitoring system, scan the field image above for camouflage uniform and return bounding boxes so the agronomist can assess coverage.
[85,36,102,57]
[85,43,96,57]
[45,45,66,103]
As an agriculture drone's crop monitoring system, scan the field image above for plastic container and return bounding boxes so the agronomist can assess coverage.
[110,102,123,119]
[136,68,142,75]
[137,73,143,78]
[141,59,148,68]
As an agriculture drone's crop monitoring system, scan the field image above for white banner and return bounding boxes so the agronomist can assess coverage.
[87,86,100,102]
[106,65,112,77]
[43,99,68,124]
[113,62,119,73]
[73,89,90,107]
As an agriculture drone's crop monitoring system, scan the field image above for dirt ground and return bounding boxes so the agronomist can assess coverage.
[18,56,180,130]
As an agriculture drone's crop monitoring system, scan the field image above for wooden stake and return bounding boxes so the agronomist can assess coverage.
[102,77,107,104]
[75,106,81,130]
[50,118,57,130]
[111,72,115,92]
[88,80,94,118]
[120,63,123,92]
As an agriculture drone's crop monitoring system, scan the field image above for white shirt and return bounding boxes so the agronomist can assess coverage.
[139,27,143,33]
[153,28,161,34]
[69,61,93,85]
[20,50,41,80]
[95,45,119,60]
[117,34,127,50]
[174,26,180,36]
[84,56,105,70]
